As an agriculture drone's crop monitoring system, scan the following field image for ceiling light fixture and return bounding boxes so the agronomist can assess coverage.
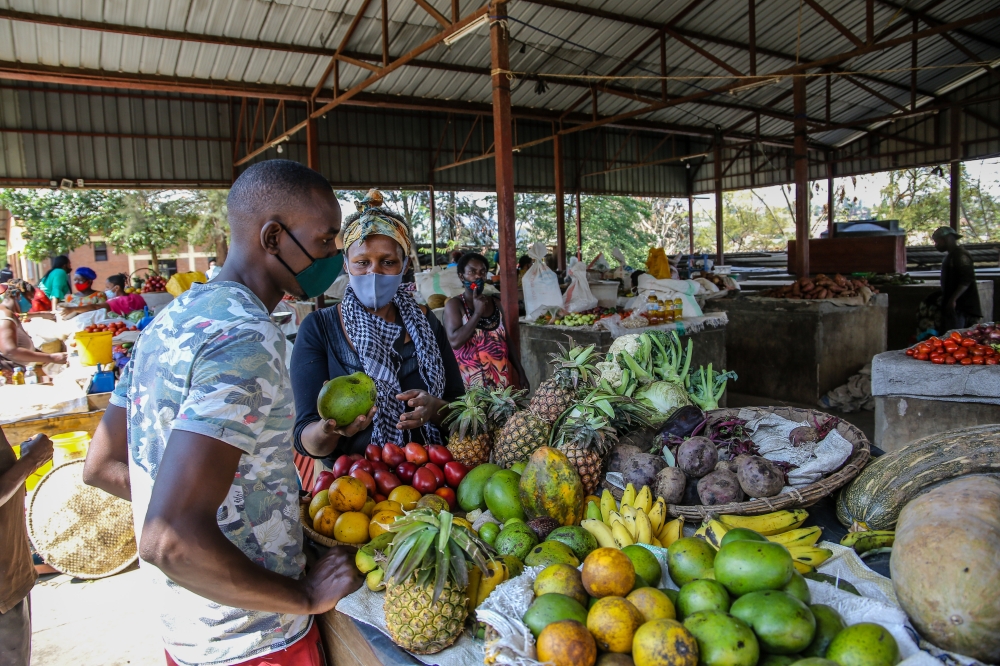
[443,14,490,46]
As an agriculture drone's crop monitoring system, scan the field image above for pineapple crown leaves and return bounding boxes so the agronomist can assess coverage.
[384,509,493,602]
[551,388,648,451]
[553,409,620,454]
[547,341,599,390]
[442,388,491,439]
[485,386,528,427]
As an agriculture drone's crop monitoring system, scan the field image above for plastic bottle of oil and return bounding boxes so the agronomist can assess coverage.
[11,367,25,385]
[673,298,684,321]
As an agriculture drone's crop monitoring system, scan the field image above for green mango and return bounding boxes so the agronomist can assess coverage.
[457,463,501,512]
[715,540,795,596]
[484,469,526,522]
[676,579,730,619]
[802,604,846,657]
[730,590,816,655]
[683,610,759,666]
[494,523,538,560]
[524,541,580,568]
[547,526,599,562]
[521,593,588,638]
[782,571,812,605]
[825,623,899,666]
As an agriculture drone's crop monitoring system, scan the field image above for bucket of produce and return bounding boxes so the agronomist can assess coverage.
[74,330,114,366]
[50,431,90,466]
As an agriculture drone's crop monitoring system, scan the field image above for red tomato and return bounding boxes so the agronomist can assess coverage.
[426,444,453,467]
[950,331,963,342]
[928,336,942,346]
[412,467,439,494]
[930,354,945,364]
[434,487,457,511]
[381,442,406,467]
[374,470,402,496]
[365,444,382,462]
[986,357,998,365]
[369,460,389,474]
[332,454,354,479]
[349,459,373,475]
[961,338,976,347]
[943,342,959,353]
[404,443,428,465]
[916,343,931,354]
[311,471,336,495]
[953,349,968,360]
[972,356,985,365]
[443,461,468,488]
[915,352,929,361]
[350,469,377,496]
[395,461,417,484]
[905,348,916,356]
[423,462,445,487]
[960,357,973,365]
[944,355,957,364]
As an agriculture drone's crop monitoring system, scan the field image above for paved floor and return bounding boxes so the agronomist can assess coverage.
[31,566,162,666]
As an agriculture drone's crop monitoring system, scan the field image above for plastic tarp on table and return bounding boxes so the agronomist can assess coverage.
[872,350,1000,405]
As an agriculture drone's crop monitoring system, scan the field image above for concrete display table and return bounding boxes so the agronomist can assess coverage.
[871,349,1000,452]
[519,321,726,395]
[703,294,888,405]
[878,280,994,350]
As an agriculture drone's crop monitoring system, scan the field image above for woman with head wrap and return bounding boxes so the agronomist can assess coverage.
[59,267,107,318]
[291,190,465,463]
[0,280,68,373]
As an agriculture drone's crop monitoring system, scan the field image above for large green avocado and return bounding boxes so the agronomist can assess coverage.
[714,539,795,596]
[521,593,588,638]
[683,610,759,666]
[317,372,376,425]
[457,463,501,512]
[484,469,526,522]
[730,590,816,655]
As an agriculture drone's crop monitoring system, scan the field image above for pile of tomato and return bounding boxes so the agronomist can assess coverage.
[906,331,999,365]
[84,321,138,335]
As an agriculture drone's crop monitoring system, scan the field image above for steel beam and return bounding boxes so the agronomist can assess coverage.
[714,139,724,267]
[554,132,567,273]
[576,190,583,261]
[872,0,1000,51]
[490,1,520,363]
[803,0,864,48]
[793,75,810,277]
[429,185,437,267]
[950,103,961,231]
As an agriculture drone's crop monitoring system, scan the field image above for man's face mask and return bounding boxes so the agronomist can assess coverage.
[274,223,341,299]
[349,257,407,310]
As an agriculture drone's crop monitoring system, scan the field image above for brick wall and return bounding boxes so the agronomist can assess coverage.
[67,242,131,286]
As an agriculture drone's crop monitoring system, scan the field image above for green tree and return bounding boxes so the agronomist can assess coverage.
[188,189,230,265]
[104,191,195,272]
[0,188,121,261]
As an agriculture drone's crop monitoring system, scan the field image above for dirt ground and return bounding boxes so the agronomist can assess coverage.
[31,566,162,666]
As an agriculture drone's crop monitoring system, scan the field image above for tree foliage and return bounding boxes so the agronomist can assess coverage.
[0,189,122,261]
[102,191,196,270]
[187,189,230,264]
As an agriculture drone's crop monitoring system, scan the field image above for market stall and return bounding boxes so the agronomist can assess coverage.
[704,278,888,404]
[872,323,1000,452]
[876,278,994,350]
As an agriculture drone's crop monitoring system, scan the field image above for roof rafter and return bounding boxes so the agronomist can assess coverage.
[802,0,865,48]
[872,0,1000,51]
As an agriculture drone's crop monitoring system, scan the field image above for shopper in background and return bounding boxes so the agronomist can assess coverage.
[206,259,222,281]
[38,256,71,308]
[103,274,146,317]
[0,280,67,373]
[59,267,107,318]
[0,430,53,666]
[0,265,13,283]
[933,226,982,331]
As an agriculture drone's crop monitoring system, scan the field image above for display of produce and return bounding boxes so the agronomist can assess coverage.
[836,424,1000,530]
[141,273,167,293]
[534,307,620,327]
[83,321,137,334]
[760,274,876,300]
[891,476,1000,661]
[905,328,999,365]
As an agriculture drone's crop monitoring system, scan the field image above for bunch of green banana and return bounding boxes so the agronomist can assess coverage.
[354,532,394,590]
[693,511,831,574]
[840,529,895,558]
[581,484,683,550]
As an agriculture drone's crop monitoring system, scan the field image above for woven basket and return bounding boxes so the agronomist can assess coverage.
[27,460,138,579]
[667,406,871,520]
[299,502,359,549]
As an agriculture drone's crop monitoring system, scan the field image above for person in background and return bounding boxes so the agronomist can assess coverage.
[1,430,53,666]
[933,226,982,331]
[0,281,67,374]
[39,256,71,308]
[103,274,146,318]
[291,189,464,463]
[59,267,107,319]
[83,160,360,666]
[0,265,13,283]
[446,249,463,267]
[206,259,222,281]
[630,269,647,296]
[444,252,526,391]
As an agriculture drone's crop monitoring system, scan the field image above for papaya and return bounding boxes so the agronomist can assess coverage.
[519,447,585,527]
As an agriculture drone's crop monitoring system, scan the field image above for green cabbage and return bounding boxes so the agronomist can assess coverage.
[635,380,691,425]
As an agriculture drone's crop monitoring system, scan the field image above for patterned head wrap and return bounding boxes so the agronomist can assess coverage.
[74,267,97,281]
[341,189,412,257]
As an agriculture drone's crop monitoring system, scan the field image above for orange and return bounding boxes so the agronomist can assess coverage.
[329,476,367,512]
[582,548,636,598]
[388,485,421,510]
[312,505,341,538]
[626,587,676,623]
[587,596,644,653]
[308,490,330,520]
[537,619,596,666]
[334,511,371,544]
[372,500,403,514]
[369,509,403,539]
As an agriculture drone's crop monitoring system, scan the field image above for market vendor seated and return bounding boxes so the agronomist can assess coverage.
[443,252,526,391]
[291,189,464,462]
[0,280,68,372]
[58,267,107,319]
[103,273,146,317]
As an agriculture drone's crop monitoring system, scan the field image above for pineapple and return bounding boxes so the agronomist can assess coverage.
[442,388,493,467]
[485,385,528,441]
[492,409,551,468]
[382,509,492,654]
[529,343,599,423]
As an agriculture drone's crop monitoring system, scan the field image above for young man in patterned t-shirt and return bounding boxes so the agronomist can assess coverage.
[84,160,365,666]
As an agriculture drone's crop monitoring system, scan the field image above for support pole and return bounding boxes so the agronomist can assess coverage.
[794,75,810,277]
[688,194,695,257]
[306,105,319,171]
[554,133,566,273]
[714,140,724,267]
[429,185,437,267]
[748,0,756,77]
[490,1,520,359]
[575,190,583,261]
[827,156,835,238]
[950,103,961,231]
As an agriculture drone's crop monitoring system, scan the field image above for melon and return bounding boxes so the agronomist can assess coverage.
[519,447,585,526]
[890,475,1000,661]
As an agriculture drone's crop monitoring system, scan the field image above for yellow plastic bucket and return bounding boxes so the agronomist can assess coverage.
[74,330,114,366]
[11,444,51,492]
[51,431,90,466]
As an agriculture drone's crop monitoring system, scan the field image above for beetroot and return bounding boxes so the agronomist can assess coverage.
[736,455,784,498]
[697,469,745,505]
[677,437,718,478]
[654,467,687,505]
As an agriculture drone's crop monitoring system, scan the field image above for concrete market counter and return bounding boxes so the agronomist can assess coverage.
[519,321,726,395]
[703,294,888,405]
[871,348,1000,452]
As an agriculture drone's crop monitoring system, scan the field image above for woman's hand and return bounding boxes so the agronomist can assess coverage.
[472,294,489,318]
[48,352,68,365]
[323,405,376,438]
[396,390,447,430]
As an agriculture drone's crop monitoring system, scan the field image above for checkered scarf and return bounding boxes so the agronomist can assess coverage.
[341,284,445,446]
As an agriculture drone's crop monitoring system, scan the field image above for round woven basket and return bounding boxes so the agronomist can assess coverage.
[667,406,871,520]
[299,502,359,549]
[27,460,138,579]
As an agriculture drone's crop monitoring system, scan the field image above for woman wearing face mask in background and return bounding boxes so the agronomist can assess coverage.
[443,252,527,391]
[58,267,107,318]
[290,190,464,462]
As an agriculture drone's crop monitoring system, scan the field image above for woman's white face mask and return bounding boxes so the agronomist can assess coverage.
[349,258,407,309]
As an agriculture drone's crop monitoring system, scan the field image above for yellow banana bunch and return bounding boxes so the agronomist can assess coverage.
[787,545,833,568]
[590,485,676,548]
[793,560,815,574]
[621,483,637,508]
[658,517,684,547]
[704,519,730,549]
[718,509,809,536]
[600,489,616,524]
[621,504,637,521]
[694,522,709,542]
[767,526,823,548]
[633,486,653,514]
[612,522,635,548]
[647,498,666,535]
[581,519,618,549]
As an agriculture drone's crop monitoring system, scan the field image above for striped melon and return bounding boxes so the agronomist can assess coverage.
[836,425,1000,530]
